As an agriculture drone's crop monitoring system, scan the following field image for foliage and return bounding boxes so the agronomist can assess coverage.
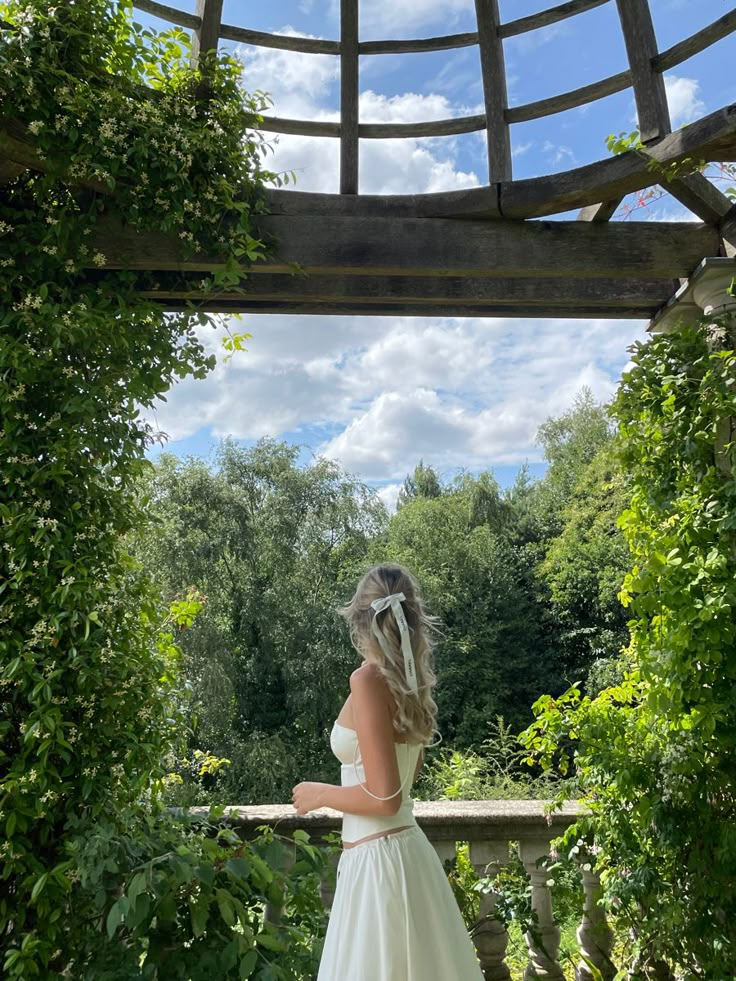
[133,439,386,804]
[521,318,736,976]
[64,810,330,980]
[380,473,565,743]
[605,129,736,219]
[0,0,298,974]
[538,444,631,679]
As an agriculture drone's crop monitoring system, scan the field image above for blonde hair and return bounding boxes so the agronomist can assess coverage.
[340,564,440,746]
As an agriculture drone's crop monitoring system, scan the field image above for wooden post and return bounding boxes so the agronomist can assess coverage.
[615,0,671,142]
[475,0,512,183]
[191,0,224,68]
[340,0,359,194]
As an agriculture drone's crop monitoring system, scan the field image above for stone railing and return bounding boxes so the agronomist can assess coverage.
[190,800,618,981]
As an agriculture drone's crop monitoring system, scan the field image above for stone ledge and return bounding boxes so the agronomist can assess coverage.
[179,799,586,843]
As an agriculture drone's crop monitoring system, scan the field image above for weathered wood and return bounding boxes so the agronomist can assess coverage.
[577,199,623,221]
[500,103,736,218]
[360,32,478,54]
[219,23,340,54]
[719,205,736,258]
[265,186,502,219]
[654,9,736,73]
[90,215,720,282]
[615,0,670,142]
[506,70,630,124]
[340,0,359,195]
[258,114,487,139]
[258,117,340,138]
[191,0,223,66]
[666,172,734,225]
[475,0,512,182]
[132,0,201,29]
[0,119,108,193]
[140,296,661,318]
[138,273,675,307]
[500,0,609,39]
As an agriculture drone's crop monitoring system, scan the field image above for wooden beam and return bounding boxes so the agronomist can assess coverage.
[360,32,477,54]
[720,204,736,258]
[265,186,502,219]
[191,0,223,65]
[340,0,359,194]
[90,215,720,281]
[500,0,610,38]
[138,272,675,307]
[500,103,736,218]
[141,298,659,318]
[219,23,340,54]
[615,0,670,142]
[577,199,623,221]
[505,70,630,124]
[666,172,734,225]
[654,9,736,73]
[475,0,512,182]
[132,0,201,29]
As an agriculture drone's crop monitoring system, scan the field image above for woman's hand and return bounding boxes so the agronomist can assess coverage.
[292,781,329,816]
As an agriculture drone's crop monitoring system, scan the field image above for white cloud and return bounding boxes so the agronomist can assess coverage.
[147,316,648,480]
[377,482,403,513]
[630,74,706,131]
[664,75,706,127]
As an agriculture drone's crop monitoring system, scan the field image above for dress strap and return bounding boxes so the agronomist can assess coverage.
[352,739,414,801]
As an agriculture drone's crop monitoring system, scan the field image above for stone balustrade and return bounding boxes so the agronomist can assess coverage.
[188,800,618,980]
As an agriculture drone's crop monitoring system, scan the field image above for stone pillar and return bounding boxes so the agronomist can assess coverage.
[470,839,512,981]
[518,839,565,981]
[576,866,615,981]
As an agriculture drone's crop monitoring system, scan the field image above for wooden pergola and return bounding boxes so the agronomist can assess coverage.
[3,0,736,320]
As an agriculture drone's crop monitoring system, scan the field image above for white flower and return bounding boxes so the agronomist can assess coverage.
[28,120,43,135]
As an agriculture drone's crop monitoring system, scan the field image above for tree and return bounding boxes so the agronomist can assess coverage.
[379,474,563,745]
[134,439,387,802]
[397,460,443,508]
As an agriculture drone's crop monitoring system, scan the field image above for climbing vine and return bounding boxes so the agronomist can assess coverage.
[0,2,326,977]
[521,316,736,976]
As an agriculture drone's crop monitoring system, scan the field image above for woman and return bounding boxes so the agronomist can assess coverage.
[292,564,484,981]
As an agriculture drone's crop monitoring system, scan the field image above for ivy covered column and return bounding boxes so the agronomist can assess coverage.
[691,261,736,477]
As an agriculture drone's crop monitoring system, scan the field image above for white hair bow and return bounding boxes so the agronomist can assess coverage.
[370,592,418,693]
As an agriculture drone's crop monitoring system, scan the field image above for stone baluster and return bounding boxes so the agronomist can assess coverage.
[470,839,512,981]
[518,839,565,980]
[433,838,458,870]
[576,865,615,981]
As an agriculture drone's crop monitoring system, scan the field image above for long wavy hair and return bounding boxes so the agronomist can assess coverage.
[339,564,440,746]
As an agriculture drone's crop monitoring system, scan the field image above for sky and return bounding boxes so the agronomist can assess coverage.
[138,0,736,510]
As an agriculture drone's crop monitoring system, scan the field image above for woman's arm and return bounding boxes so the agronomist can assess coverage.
[292,663,407,818]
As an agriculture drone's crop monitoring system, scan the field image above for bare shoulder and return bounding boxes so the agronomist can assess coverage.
[350,661,387,695]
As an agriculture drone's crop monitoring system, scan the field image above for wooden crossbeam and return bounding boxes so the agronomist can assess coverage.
[134,271,679,318]
[90,215,719,282]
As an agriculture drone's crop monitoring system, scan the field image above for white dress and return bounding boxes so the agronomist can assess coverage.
[316,721,484,981]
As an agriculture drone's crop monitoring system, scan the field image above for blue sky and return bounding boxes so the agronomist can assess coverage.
[140,0,735,509]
